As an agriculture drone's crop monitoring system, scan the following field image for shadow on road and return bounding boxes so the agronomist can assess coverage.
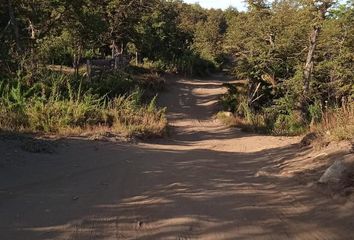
[0,136,352,240]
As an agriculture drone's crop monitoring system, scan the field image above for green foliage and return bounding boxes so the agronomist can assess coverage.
[220,84,239,113]
[108,93,167,138]
[90,71,135,98]
[220,0,354,135]
[220,82,307,135]
[192,9,227,67]
[0,71,166,137]
[1,0,229,76]
[272,113,306,135]
[175,52,216,76]
[2,0,353,138]
[37,31,74,65]
[308,101,323,124]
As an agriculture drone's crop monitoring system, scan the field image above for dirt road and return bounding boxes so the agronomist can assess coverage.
[1,75,353,239]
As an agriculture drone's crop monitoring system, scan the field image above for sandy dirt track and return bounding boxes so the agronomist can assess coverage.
[0,74,353,239]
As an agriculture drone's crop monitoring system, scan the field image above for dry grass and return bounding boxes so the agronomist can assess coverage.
[312,102,354,141]
[0,101,167,139]
[44,64,87,75]
[0,74,167,139]
[216,111,268,133]
[216,112,241,127]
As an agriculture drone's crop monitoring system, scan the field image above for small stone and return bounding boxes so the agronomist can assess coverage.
[136,220,144,229]
[223,111,233,117]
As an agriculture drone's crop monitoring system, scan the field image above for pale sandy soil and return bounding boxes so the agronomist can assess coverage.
[0,74,353,240]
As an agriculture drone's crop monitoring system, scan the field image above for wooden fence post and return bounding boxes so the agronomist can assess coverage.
[114,57,119,70]
[86,60,91,81]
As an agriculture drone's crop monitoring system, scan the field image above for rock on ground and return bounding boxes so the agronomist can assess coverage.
[319,154,354,187]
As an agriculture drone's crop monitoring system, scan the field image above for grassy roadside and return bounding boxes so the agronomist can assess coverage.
[311,103,354,142]
[217,101,354,142]
[0,68,167,139]
[217,80,353,142]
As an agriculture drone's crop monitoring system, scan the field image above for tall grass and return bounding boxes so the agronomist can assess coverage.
[313,102,354,141]
[0,71,167,137]
[217,99,270,134]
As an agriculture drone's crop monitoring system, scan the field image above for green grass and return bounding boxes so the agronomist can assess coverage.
[217,103,353,140]
[0,71,167,138]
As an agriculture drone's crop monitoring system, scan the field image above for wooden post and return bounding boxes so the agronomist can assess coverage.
[111,40,116,58]
[114,57,118,70]
[86,60,91,81]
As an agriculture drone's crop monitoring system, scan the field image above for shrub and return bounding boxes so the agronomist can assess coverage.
[175,53,216,76]
[272,112,307,135]
[309,100,323,124]
[219,82,308,135]
[90,71,136,98]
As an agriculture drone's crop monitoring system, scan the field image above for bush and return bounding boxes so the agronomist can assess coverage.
[37,31,74,66]
[90,71,136,98]
[219,82,308,135]
[309,101,323,124]
[175,53,216,76]
[220,83,240,113]
[272,112,307,135]
[219,80,353,139]
[141,53,216,77]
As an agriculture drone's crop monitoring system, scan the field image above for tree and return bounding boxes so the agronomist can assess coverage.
[193,9,226,66]
[302,0,335,98]
[7,0,21,52]
[316,1,354,103]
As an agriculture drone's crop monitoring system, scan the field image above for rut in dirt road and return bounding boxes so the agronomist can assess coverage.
[0,75,353,240]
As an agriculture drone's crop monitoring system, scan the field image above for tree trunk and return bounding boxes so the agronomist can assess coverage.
[303,26,320,97]
[297,26,320,123]
[8,0,21,52]
[0,20,11,39]
[300,1,333,122]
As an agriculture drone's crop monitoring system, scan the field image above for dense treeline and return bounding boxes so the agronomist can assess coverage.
[0,0,353,138]
[0,0,224,76]
[221,0,353,137]
[0,0,227,136]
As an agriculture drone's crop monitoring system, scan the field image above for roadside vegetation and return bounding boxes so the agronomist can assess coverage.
[0,70,166,137]
[312,102,354,141]
[218,0,354,141]
[0,0,227,137]
[1,0,353,140]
